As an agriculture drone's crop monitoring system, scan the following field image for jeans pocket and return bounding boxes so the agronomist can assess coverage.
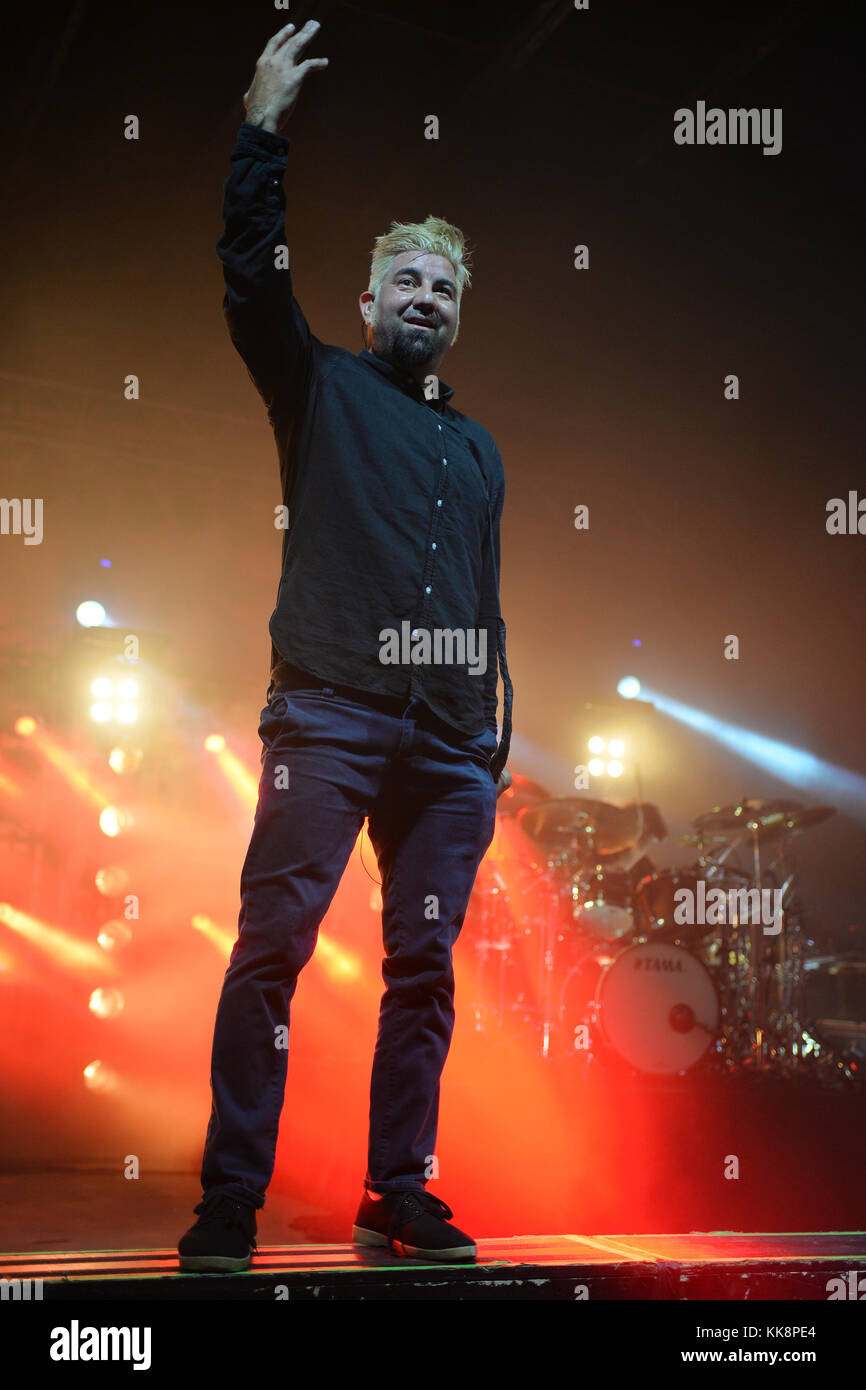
[258,689,296,758]
[462,725,498,777]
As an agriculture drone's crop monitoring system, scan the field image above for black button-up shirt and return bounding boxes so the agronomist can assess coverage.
[216,122,512,777]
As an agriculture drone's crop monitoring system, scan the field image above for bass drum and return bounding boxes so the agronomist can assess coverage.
[560,940,719,1074]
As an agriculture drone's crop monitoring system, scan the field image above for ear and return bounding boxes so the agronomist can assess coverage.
[359,289,374,323]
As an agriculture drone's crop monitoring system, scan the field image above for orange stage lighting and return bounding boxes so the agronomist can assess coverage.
[313,932,362,982]
[83,1060,119,1093]
[14,720,113,810]
[99,805,134,837]
[89,987,125,1019]
[191,912,360,981]
[0,902,118,976]
[0,765,22,799]
[191,913,237,958]
[96,920,134,951]
[205,740,258,809]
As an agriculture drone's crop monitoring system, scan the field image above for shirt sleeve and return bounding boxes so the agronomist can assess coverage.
[216,122,315,424]
[479,452,505,734]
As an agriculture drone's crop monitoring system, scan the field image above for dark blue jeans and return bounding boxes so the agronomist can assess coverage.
[199,679,498,1208]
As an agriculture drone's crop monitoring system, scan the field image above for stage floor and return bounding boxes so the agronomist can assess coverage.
[3,1231,865,1300]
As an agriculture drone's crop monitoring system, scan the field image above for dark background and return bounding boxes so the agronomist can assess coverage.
[1,0,863,934]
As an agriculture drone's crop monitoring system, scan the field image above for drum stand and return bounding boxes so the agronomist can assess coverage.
[716,828,859,1084]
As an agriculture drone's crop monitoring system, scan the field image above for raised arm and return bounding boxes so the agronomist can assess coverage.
[216,22,329,420]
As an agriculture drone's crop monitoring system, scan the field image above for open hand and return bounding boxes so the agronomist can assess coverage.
[244,20,328,133]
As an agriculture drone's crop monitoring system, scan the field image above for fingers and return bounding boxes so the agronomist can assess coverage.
[268,19,323,58]
[288,19,323,58]
[263,23,297,57]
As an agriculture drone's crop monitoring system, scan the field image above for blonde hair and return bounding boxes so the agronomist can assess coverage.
[366,215,472,345]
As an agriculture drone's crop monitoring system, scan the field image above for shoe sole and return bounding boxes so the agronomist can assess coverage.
[352,1224,476,1261]
[178,1252,253,1273]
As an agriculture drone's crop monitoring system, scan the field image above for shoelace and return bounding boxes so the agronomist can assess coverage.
[386,1190,454,1250]
[194,1196,258,1250]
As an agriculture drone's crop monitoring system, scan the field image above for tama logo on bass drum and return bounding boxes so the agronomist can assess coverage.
[633,955,685,972]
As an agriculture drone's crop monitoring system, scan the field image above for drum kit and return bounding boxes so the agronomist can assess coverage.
[468,781,862,1085]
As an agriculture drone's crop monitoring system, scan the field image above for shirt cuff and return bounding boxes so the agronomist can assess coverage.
[237,121,291,154]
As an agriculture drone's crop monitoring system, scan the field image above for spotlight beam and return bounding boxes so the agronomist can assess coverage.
[640,687,866,823]
[0,903,118,975]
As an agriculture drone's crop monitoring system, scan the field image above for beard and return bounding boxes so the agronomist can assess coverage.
[386,319,439,369]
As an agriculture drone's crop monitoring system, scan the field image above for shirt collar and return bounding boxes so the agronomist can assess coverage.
[358,348,455,408]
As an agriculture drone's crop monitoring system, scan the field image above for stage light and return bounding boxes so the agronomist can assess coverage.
[94,866,130,896]
[83,1060,118,1093]
[14,715,37,737]
[108,746,143,775]
[76,601,106,628]
[607,760,624,778]
[89,987,125,1019]
[97,920,133,951]
[608,738,625,758]
[85,673,143,730]
[204,734,226,753]
[99,806,133,837]
[587,736,605,755]
[617,676,641,700]
[588,758,604,777]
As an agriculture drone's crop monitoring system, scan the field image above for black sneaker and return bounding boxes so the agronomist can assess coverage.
[178,1194,257,1272]
[352,1188,477,1262]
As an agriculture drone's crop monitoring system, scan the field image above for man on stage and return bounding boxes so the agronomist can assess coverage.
[179,18,512,1271]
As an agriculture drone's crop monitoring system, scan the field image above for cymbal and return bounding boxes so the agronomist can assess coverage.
[789,805,836,833]
[693,799,835,843]
[495,773,551,819]
[518,797,646,857]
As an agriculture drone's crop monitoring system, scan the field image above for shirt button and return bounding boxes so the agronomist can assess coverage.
[425,585,432,595]
[436,499,442,507]
[431,542,437,550]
